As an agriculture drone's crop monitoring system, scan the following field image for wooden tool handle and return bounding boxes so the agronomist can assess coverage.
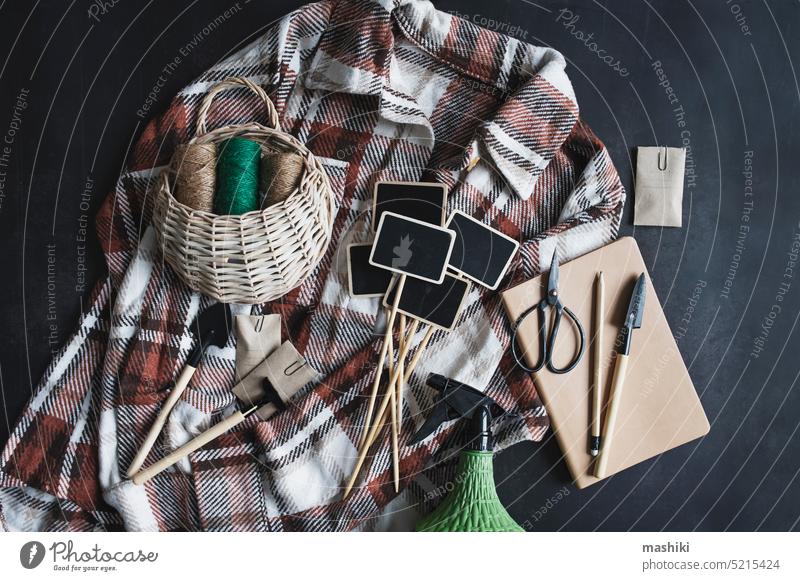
[594,353,629,478]
[131,410,248,485]
[126,365,196,477]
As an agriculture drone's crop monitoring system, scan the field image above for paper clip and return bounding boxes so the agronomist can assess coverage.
[284,359,308,376]
[657,146,668,171]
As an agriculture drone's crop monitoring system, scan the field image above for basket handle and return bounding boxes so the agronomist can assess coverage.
[195,77,280,136]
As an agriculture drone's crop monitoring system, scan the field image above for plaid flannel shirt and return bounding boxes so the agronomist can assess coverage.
[0,0,624,531]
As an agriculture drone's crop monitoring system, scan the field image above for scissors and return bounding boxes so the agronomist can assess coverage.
[511,251,585,374]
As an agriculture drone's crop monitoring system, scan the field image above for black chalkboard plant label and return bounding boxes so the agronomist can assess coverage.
[372,180,447,231]
[370,212,455,284]
[388,273,471,330]
[445,211,520,290]
[347,243,393,297]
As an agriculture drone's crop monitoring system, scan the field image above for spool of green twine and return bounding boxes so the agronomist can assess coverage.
[214,137,261,215]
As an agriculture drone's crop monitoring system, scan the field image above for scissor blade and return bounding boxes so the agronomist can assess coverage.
[547,251,559,294]
[625,274,646,330]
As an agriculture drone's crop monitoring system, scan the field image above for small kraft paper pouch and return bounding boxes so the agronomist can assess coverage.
[634,146,686,227]
[232,341,320,421]
[234,314,281,383]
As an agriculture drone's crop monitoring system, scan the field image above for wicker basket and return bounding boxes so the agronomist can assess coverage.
[152,77,335,304]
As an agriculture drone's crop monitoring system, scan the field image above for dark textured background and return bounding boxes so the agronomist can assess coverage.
[0,0,798,531]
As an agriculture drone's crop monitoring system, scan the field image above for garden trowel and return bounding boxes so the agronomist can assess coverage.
[126,302,232,477]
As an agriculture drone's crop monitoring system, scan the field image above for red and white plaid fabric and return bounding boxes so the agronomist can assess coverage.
[0,0,624,531]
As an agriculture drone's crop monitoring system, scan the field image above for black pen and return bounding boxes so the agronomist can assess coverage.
[591,272,604,457]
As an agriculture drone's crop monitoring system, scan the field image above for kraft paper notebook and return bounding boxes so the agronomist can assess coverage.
[502,237,709,489]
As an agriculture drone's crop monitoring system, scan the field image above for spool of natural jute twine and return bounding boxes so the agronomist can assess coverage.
[171,143,217,212]
[260,152,305,208]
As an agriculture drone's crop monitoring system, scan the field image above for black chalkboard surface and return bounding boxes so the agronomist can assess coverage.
[384,273,470,330]
[446,211,520,289]
[372,181,447,230]
[370,212,455,283]
[347,243,393,297]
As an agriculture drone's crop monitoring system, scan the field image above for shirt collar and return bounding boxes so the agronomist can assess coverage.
[305,0,579,200]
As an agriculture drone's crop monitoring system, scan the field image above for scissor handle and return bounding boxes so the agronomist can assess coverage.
[545,305,585,374]
[510,301,548,373]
